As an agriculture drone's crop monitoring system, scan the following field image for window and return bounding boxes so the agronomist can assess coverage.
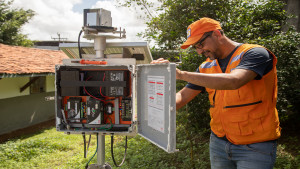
[30,76,46,94]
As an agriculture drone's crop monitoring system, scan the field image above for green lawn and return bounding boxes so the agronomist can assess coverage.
[0,126,299,169]
[0,127,185,169]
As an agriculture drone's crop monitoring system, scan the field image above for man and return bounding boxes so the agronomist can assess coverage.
[152,17,281,169]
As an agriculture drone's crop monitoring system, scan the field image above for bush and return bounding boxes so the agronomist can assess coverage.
[150,0,300,133]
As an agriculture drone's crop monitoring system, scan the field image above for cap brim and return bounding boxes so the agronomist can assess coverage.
[180,33,204,49]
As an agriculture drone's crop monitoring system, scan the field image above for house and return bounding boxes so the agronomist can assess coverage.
[34,40,76,50]
[0,43,68,136]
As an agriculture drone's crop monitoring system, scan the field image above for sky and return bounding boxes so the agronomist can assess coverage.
[10,0,150,43]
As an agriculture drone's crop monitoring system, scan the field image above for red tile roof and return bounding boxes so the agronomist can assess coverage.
[0,43,69,74]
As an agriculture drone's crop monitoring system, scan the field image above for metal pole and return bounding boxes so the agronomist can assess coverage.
[94,36,106,58]
[97,134,105,166]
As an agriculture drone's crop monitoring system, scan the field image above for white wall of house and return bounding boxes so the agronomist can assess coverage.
[46,75,55,92]
[0,74,56,135]
[0,77,29,99]
[0,75,55,99]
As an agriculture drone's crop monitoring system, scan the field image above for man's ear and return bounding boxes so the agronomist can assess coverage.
[214,30,222,37]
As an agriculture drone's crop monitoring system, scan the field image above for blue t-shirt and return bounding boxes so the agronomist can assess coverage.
[186,45,273,91]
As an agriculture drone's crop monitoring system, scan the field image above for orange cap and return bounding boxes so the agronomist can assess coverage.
[181,17,222,49]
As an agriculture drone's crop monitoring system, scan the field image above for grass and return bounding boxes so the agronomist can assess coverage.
[0,128,89,169]
[0,126,299,169]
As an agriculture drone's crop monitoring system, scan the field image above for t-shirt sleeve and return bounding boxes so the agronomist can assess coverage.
[185,67,206,92]
[235,47,273,80]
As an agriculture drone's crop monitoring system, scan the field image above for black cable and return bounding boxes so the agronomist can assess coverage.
[111,134,128,167]
[86,135,92,157]
[78,30,83,59]
[83,133,86,158]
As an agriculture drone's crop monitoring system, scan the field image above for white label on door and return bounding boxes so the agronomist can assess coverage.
[147,76,165,133]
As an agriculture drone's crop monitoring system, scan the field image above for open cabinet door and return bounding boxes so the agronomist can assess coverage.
[136,63,176,153]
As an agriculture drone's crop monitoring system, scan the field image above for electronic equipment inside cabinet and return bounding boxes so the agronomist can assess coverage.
[55,64,136,135]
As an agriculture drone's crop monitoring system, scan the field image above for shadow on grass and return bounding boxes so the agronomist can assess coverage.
[0,119,55,143]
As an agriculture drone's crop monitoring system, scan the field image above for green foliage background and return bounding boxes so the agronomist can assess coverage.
[0,0,34,46]
[120,0,300,133]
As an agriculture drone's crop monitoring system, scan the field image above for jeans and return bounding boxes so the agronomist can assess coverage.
[210,132,277,169]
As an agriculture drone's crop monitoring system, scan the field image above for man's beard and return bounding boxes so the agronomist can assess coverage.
[203,50,219,60]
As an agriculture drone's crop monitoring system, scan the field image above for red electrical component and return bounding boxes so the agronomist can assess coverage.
[80,59,107,65]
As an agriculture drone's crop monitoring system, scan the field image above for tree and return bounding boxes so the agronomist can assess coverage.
[120,0,300,131]
[0,0,34,46]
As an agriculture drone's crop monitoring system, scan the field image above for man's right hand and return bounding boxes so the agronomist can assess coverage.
[150,58,170,64]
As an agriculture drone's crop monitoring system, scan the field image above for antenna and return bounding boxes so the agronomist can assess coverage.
[51,33,68,42]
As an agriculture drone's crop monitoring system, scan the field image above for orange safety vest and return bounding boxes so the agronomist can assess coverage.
[199,44,281,145]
